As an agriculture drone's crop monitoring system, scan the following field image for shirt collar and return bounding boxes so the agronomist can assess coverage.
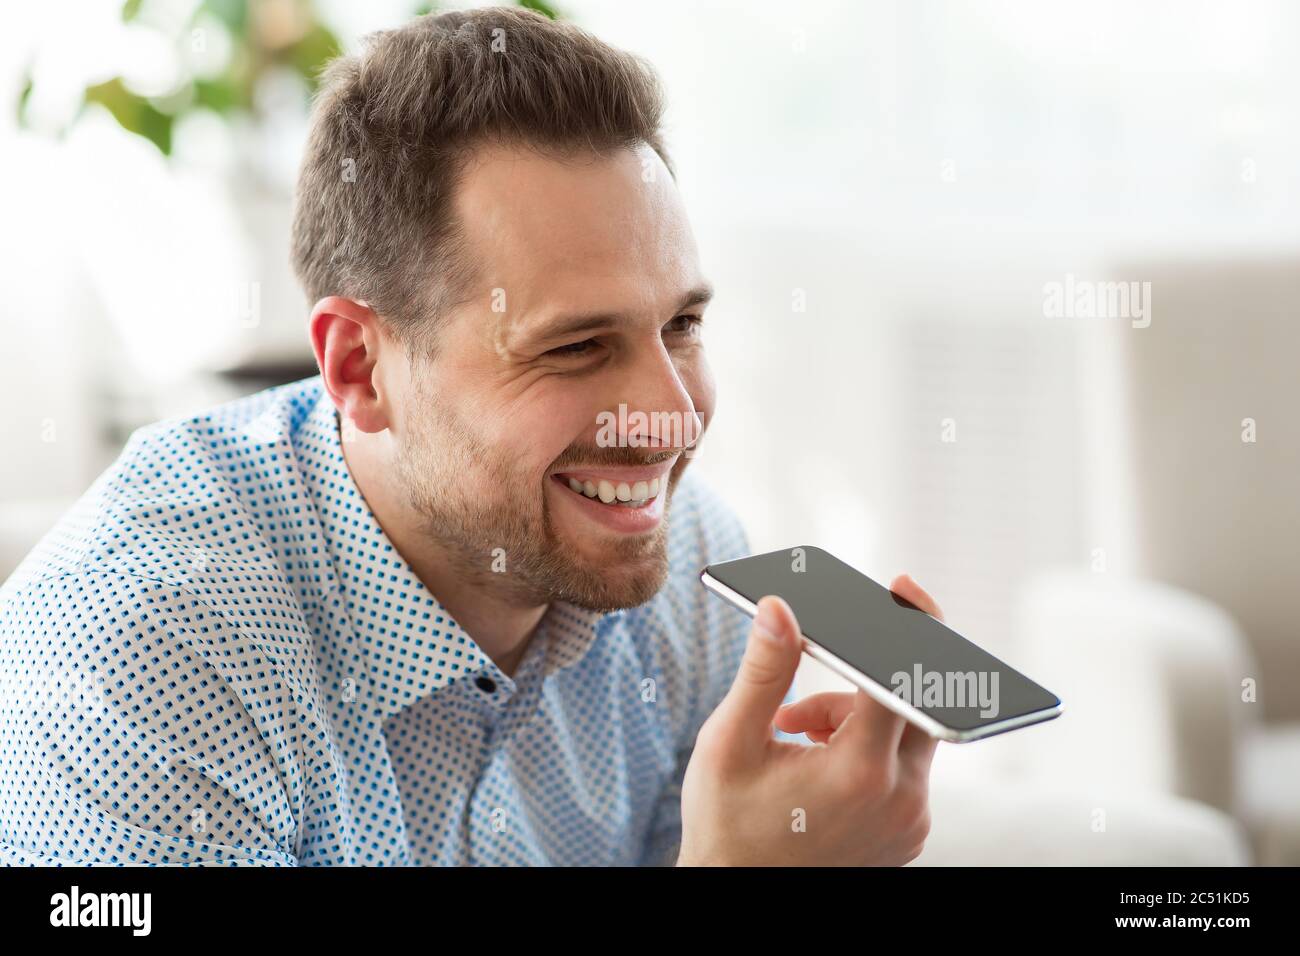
[541,603,624,675]
[296,383,612,718]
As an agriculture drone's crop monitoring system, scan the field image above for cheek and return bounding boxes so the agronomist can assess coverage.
[494,390,594,478]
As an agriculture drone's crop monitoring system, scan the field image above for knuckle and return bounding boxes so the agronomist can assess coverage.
[693,712,744,770]
[694,711,727,753]
[700,707,733,741]
[738,655,785,688]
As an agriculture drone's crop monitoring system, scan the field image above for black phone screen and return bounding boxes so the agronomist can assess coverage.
[703,546,1060,734]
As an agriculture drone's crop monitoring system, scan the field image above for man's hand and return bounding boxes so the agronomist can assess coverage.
[677,574,942,866]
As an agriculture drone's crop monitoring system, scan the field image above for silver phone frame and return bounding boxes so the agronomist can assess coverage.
[700,568,1062,743]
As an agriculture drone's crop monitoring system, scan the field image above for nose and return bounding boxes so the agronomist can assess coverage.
[616,339,702,451]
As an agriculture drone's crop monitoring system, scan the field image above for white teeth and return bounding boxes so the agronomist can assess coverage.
[563,474,665,506]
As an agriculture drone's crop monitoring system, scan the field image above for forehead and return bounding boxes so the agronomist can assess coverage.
[451,142,699,313]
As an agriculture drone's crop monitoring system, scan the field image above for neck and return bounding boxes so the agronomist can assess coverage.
[340,429,547,678]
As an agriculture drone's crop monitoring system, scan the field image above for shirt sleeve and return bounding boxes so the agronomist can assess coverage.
[0,572,300,866]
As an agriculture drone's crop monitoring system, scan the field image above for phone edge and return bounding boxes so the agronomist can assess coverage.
[699,566,1063,744]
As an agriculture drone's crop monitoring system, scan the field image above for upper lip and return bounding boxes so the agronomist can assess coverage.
[551,456,679,485]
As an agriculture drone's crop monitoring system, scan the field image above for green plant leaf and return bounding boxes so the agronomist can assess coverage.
[193,76,241,114]
[15,68,33,125]
[519,0,561,20]
[284,23,342,88]
[200,0,248,36]
[83,77,175,154]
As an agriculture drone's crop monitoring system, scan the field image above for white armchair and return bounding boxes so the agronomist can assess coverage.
[912,570,1277,865]
[925,569,1298,866]
[1010,570,1256,813]
[916,779,1250,866]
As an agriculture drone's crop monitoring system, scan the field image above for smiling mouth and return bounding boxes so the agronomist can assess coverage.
[552,473,666,509]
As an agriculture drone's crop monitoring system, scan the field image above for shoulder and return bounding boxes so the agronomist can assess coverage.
[2,377,326,595]
[0,382,329,863]
[0,377,328,735]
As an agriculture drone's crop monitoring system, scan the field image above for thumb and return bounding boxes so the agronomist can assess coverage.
[712,595,802,750]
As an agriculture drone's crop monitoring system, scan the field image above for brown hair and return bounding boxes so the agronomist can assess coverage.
[290,6,673,346]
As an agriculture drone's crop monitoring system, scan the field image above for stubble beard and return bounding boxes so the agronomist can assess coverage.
[394,390,679,612]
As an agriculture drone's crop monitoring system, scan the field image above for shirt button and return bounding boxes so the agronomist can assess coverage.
[474,675,497,694]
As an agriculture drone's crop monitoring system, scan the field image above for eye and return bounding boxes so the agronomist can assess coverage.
[664,314,703,335]
[546,338,598,357]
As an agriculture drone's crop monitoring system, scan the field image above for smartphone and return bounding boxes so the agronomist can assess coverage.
[701,546,1062,742]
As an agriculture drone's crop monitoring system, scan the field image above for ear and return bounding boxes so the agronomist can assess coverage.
[309,296,391,434]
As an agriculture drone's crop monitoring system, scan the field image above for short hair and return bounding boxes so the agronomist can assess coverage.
[290,6,673,346]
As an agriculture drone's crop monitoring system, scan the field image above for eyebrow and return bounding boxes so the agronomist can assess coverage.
[528,283,715,344]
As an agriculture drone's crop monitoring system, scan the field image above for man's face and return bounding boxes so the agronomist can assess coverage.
[389,142,715,611]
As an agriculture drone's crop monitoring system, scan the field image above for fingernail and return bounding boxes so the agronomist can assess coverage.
[754,600,782,642]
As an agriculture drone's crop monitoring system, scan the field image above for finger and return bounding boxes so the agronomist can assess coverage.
[781,725,835,744]
[831,688,907,761]
[774,691,856,736]
[889,573,944,622]
[795,697,939,757]
[899,721,939,770]
[890,576,942,768]
[710,595,803,753]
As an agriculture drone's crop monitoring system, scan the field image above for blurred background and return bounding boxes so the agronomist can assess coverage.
[1,0,1296,865]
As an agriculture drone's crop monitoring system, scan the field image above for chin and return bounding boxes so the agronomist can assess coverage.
[554,536,670,611]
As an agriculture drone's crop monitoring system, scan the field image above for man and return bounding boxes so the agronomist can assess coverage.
[0,7,936,866]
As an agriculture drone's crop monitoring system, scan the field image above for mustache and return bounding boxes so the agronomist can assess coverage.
[549,444,685,471]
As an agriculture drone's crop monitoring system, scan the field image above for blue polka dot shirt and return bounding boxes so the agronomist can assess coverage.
[0,377,793,866]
